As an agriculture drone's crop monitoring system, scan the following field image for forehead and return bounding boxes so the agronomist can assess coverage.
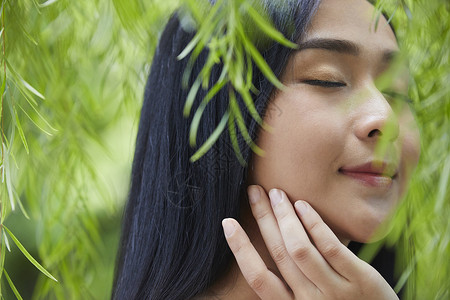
[305,0,398,52]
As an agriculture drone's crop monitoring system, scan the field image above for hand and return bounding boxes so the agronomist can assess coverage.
[222,185,399,299]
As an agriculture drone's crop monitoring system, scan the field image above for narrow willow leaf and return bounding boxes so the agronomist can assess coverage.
[238,87,263,125]
[227,109,246,165]
[184,77,202,117]
[16,22,38,46]
[178,0,222,60]
[189,102,207,147]
[182,40,206,88]
[238,28,283,90]
[373,7,383,31]
[190,110,229,162]
[17,104,53,136]
[357,239,384,263]
[246,6,298,49]
[4,270,23,300]
[14,109,29,154]
[21,79,45,100]
[401,0,412,19]
[5,149,16,211]
[188,80,226,145]
[184,16,224,85]
[2,231,11,252]
[23,99,58,132]
[8,72,38,106]
[39,0,59,8]
[0,240,5,281]
[245,50,253,90]
[229,91,264,156]
[394,251,416,293]
[385,5,398,24]
[177,32,202,60]
[203,79,226,103]
[3,226,58,282]
[229,41,245,91]
[200,46,220,89]
[1,77,6,106]
[15,190,30,220]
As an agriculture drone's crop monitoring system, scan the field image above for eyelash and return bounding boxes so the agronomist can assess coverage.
[303,79,346,88]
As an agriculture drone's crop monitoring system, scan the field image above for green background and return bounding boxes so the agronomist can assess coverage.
[2,0,449,299]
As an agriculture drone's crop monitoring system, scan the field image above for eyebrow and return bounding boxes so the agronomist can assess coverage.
[297,38,398,62]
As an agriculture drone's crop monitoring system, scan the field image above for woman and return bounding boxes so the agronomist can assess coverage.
[112,0,420,299]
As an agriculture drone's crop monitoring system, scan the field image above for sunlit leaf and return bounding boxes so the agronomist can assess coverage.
[2,231,10,252]
[21,79,45,100]
[3,226,58,282]
[39,0,59,8]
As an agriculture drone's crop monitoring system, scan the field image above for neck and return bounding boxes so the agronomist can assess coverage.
[199,200,284,299]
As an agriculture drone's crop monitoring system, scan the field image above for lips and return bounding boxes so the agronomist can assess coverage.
[339,161,398,188]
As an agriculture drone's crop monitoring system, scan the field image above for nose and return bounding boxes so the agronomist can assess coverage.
[354,87,400,142]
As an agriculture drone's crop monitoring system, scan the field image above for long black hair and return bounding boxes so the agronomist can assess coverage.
[112,1,322,299]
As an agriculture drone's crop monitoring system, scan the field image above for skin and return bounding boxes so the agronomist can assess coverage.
[202,0,420,299]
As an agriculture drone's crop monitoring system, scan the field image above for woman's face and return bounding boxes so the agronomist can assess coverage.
[249,0,420,243]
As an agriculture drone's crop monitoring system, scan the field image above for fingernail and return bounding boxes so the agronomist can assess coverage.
[295,201,308,216]
[248,185,260,204]
[222,219,236,237]
[269,189,282,206]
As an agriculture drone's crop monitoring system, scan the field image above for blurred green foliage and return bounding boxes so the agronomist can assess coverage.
[1,0,449,299]
[1,0,177,298]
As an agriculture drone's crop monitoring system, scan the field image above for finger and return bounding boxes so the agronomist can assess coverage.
[222,218,293,299]
[294,200,367,279]
[269,189,341,289]
[248,185,315,294]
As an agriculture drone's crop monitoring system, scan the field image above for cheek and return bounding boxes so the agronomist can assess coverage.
[251,98,346,199]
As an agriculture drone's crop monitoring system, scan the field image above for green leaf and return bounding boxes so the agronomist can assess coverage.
[401,0,412,20]
[238,27,284,90]
[238,87,263,126]
[4,269,23,300]
[190,110,229,162]
[229,90,264,156]
[188,80,227,146]
[14,109,29,154]
[3,226,58,282]
[39,0,60,8]
[357,239,384,263]
[246,6,298,49]
[15,190,30,220]
[189,102,207,147]
[21,79,45,100]
[183,77,202,117]
[178,0,222,61]
[3,231,11,253]
[227,109,246,166]
[177,31,202,61]
[17,104,53,136]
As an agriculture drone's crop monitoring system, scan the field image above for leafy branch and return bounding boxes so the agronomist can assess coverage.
[179,0,297,163]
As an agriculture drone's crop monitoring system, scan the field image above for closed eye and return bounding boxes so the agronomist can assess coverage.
[303,80,346,88]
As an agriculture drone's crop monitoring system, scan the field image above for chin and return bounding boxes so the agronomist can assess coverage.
[347,215,393,244]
